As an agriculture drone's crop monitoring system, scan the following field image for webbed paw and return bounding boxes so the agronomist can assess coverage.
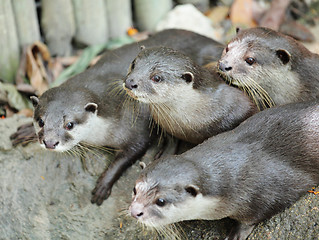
[10,122,37,147]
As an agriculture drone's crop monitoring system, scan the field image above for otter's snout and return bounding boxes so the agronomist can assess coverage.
[43,139,59,149]
[125,79,138,90]
[218,61,232,72]
[130,202,144,219]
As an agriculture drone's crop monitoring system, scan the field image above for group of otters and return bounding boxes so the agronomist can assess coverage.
[19,27,319,239]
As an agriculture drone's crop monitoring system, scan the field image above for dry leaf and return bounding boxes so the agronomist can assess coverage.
[26,41,52,95]
[50,58,65,81]
[206,6,229,25]
[17,108,33,118]
[230,0,257,27]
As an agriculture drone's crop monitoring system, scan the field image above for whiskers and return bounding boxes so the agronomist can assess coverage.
[124,219,185,240]
[64,143,115,171]
[104,78,149,128]
[150,101,182,137]
[118,206,132,218]
[239,77,275,110]
[78,143,115,155]
[122,94,146,127]
[118,204,185,240]
[149,99,201,141]
[141,222,185,240]
[218,70,275,111]
[107,79,127,98]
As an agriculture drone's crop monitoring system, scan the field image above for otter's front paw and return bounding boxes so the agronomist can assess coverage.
[10,122,37,146]
[91,176,112,206]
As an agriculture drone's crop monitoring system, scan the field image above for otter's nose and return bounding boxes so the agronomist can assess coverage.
[125,79,138,90]
[43,140,59,149]
[130,202,144,219]
[218,61,232,72]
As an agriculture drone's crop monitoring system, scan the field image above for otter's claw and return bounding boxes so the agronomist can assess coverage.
[91,175,112,206]
[10,122,37,146]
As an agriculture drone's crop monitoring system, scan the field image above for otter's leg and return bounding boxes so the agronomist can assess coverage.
[10,122,38,146]
[225,222,255,240]
[91,144,148,206]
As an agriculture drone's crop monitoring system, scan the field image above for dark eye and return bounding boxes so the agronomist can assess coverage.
[65,122,74,130]
[245,57,256,65]
[151,75,162,83]
[133,187,137,195]
[38,118,44,128]
[225,46,229,53]
[155,198,166,207]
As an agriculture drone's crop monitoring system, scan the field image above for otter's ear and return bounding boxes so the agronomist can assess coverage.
[181,72,194,83]
[84,103,98,115]
[140,45,145,51]
[185,185,200,197]
[236,27,241,34]
[30,96,39,108]
[276,49,290,65]
[139,161,147,170]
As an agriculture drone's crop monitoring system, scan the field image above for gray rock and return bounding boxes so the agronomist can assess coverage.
[156,4,218,40]
[0,116,318,239]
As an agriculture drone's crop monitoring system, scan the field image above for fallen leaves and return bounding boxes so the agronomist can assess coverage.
[230,0,257,27]
[16,41,53,96]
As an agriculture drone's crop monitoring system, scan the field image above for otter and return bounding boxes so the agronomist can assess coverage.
[130,100,319,240]
[19,29,224,206]
[31,76,152,206]
[124,47,257,144]
[218,27,319,110]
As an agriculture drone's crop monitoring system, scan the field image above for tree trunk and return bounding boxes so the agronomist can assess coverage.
[72,0,109,46]
[0,0,20,83]
[134,0,173,31]
[12,0,40,48]
[105,0,132,39]
[41,0,75,56]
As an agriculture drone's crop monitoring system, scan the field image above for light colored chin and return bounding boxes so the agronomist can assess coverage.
[56,144,77,152]
[140,219,167,228]
[218,72,237,86]
[123,86,139,100]
[40,143,74,152]
[135,96,150,103]
[139,214,179,228]
[229,79,240,87]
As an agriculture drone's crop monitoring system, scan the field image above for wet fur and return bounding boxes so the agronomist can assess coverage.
[131,100,319,240]
[218,27,319,109]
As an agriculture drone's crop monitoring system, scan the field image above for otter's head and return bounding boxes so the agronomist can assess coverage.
[129,156,220,227]
[31,87,100,152]
[218,27,296,108]
[123,47,198,104]
[218,27,292,85]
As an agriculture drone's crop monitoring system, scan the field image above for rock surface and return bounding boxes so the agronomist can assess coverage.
[156,4,219,40]
[0,115,318,239]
